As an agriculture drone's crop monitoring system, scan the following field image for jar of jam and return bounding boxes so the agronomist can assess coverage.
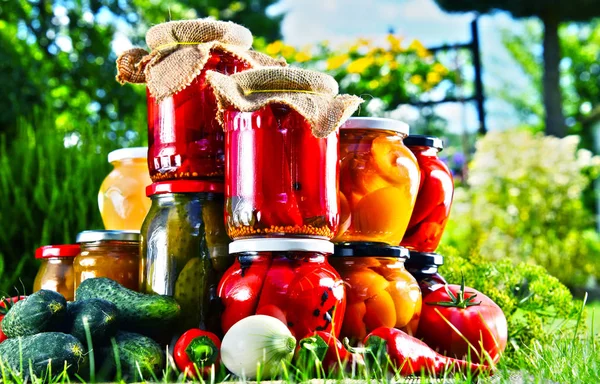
[33,245,79,300]
[140,181,232,333]
[330,243,421,341]
[218,238,345,338]
[74,231,140,291]
[224,104,339,240]
[333,117,420,245]
[401,135,454,252]
[405,251,447,296]
[147,50,252,181]
[98,147,152,231]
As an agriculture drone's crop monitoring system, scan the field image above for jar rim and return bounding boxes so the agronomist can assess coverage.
[146,181,224,196]
[76,230,140,243]
[229,238,334,254]
[35,244,80,259]
[405,251,444,267]
[403,135,444,151]
[108,147,148,163]
[333,242,409,258]
[340,117,409,135]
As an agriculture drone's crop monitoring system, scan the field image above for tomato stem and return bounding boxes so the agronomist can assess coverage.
[426,274,481,309]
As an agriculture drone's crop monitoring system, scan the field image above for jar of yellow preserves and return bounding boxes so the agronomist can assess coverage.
[334,118,420,245]
[98,147,152,231]
[33,245,79,300]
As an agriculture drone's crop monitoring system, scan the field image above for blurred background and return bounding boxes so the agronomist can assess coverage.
[0,0,599,313]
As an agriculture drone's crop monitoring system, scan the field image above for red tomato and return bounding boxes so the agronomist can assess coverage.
[0,296,26,343]
[416,283,507,364]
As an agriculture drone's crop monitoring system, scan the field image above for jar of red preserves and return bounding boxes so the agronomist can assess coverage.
[330,243,421,342]
[147,50,251,181]
[33,245,79,300]
[223,105,339,239]
[405,251,447,296]
[217,239,346,338]
[334,118,420,245]
[401,136,454,252]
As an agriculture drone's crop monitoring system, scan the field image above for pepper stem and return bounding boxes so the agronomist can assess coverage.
[186,336,218,366]
[342,337,370,354]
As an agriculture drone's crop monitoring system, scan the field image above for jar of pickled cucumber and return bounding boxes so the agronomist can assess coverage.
[334,118,420,245]
[330,243,421,342]
[140,180,232,334]
[33,245,79,300]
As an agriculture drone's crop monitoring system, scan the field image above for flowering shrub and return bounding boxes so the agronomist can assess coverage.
[259,36,456,114]
[443,130,600,287]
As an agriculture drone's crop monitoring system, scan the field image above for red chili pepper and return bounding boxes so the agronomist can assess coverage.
[346,327,488,377]
[174,329,221,378]
[0,296,26,343]
[297,331,363,371]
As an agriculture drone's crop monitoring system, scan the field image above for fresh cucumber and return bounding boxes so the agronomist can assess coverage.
[66,299,118,345]
[0,332,87,378]
[99,331,164,381]
[75,278,180,333]
[1,290,66,337]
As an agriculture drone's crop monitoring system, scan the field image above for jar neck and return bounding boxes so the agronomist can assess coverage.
[150,193,218,205]
[408,145,439,157]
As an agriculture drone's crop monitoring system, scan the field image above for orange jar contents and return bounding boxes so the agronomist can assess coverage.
[330,243,421,342]
[98,147,152,231]
[33,245,79,300]
[334,118,420,245]
[218,239,346,338]
[401,136,454,252]
[147,50,252,181]
[224,104,339,240]
[74,230,140,291]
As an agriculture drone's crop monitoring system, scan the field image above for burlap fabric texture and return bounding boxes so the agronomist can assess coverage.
[206,67,364,138]
[115,19,286,101]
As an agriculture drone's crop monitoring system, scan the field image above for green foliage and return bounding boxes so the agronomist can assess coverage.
[443,130,600,287]
[0,108,145,295]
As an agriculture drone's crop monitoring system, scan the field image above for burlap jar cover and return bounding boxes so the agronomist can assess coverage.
[115,19,286,101]
[206,67,364,138]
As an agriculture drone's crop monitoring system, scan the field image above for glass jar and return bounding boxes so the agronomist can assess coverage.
[74,231,140,291]
[140,181,232,334]
[33,245,79,300]
[405,251,447,296]
[224,104,339,240]
[330,243,421,342]
[401,136,454,252]
[147,50,252,182]
[218,239,345,338]
[98,147,152,231]
[333,118,420,245]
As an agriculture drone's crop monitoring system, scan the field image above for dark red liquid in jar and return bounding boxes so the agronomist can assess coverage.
[224,104,339,239]
[217,251,346,338]
[400,146,454,252]
[147,50,252,181]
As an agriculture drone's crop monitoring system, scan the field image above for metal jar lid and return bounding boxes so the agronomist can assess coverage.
[35,245,80,259]
[146,180,225,196]
[333,242,409,258]
[76,230,140,243]
[404,251,444,267]
[229,238,334,254]
[108,147,148,163]
[403,135,444,151]
[340,117,409,136]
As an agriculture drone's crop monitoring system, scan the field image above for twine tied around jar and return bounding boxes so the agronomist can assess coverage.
[115,19,286,101]
[207,67,364,138]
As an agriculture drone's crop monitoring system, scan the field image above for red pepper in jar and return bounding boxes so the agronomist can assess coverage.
[174,329,221,378]
[296,331,363,371]
[346,327,488,377]
[0,296,26,343]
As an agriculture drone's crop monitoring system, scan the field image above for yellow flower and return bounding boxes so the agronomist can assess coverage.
[368,79,380,89]
[408,39,432,58]
[426,72,442,85]
[347,56,374,74]
[295,51,312,63]
[266,40,284,56]
[281,45,296,58]
[410,74,423,85]
[386,34,403,52]
[432,63,448,75]
[326,54,349,70]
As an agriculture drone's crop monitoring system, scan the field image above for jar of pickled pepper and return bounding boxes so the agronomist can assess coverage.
[330,243,421,342]
[74,231,140,291]
[140,180,232,334]
[401,135,454,252]
[218,239,346,338]
[333,117,420,245]
[405,251,447,296]
[33,245,79,300]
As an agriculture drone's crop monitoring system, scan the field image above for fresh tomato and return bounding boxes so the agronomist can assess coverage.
[0,296,26,343]
[174,329,221,378]
[416,279,507,364]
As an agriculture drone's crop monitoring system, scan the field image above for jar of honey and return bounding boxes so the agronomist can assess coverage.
[330,243,421,342]
[74,230,140,291]
[401,136,454,252]
[33,245,79,300]
[98,147,152,231]
[334,118,420,245]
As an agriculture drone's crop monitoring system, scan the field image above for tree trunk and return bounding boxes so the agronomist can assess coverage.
[542,14,567,137]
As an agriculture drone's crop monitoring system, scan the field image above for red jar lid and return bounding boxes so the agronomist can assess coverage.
[146,180,224,196]
[35,245,80,259]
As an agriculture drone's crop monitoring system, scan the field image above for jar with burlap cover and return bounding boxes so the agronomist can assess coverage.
[206,67,363,138]
[116,19,285,101]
